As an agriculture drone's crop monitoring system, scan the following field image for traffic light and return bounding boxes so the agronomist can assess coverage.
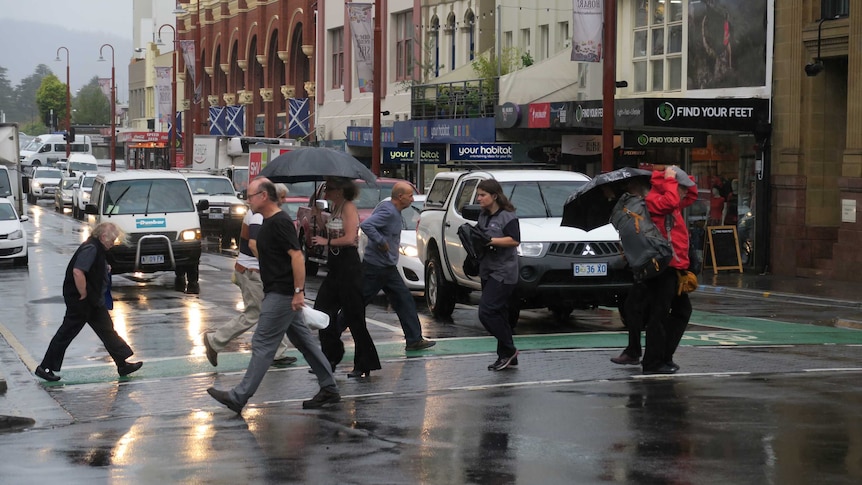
[68,127,76,142]
[63,131,69,142]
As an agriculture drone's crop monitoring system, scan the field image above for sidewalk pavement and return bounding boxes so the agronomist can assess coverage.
[2,270,861,431]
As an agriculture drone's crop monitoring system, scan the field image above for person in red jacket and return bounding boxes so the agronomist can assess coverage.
[641,166,698,374]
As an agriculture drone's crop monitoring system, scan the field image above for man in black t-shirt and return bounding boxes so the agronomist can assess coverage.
[207,177,340,413]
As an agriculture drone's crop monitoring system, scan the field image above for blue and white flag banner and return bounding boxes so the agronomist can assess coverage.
[347,3,374,93]
[571,0,603,62]
[224,105,245,136]
[289,98,310,137]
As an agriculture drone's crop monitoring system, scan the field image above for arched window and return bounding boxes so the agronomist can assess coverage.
[465,10,475,61]
[430,16,440,77]
[447,13,456,72]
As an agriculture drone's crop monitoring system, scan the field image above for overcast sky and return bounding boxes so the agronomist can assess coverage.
[0,0,133,40]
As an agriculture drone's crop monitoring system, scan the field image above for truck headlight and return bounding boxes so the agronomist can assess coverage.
[32,182,41,189]
[82,193,90,202]
[517,242,547,258]
[9,229,23,240]
[181,229,201,241]
[231,204,248,216]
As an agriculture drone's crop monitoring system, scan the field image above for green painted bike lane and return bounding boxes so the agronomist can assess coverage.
[41,310,862,387]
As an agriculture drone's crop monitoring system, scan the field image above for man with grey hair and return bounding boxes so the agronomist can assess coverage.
[36,222,143,381]
[203,183,297,368]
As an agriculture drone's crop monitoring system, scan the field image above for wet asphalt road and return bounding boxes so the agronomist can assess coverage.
[1,200,862,483]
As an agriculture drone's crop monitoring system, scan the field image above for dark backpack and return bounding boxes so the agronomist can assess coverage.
[458,223,489,277]
[610,193,673,281]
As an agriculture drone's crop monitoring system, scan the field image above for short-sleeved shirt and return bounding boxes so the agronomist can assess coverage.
[256,210,301,295]
[478,208,520,284]
[75,244,109,306]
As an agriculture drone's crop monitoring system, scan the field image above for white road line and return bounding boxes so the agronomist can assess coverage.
[802,367,862,373]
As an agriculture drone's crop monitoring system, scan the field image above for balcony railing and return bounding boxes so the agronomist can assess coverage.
[410,78,498,120]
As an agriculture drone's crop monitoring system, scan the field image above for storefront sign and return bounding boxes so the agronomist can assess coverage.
[346,126,396,147]
[562,134,602,155]
[118,132,170,144]
[550,102,571,127]
[394,118,496,143]
[528,103,551,128]
[449,143,513,162]
[644,98,770,132]
[622,131,708,148]
[383,146,445,164]
[496,102,521,129]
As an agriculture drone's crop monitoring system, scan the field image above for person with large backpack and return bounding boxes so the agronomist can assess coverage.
[610,166,698,374]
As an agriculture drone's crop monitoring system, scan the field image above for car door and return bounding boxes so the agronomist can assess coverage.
[445,175,483,285]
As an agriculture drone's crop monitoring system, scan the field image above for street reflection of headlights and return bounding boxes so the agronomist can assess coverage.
[517,242,546,258]
[181,229,201,241]
[399,243,418,258]
[231,204,248,215]
[9,229,23,240]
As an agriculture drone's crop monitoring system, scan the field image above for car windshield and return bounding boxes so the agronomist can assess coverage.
[104,179,195,214]
[69,161,98,172]
[283,202,303,220]
[82,176,96,188]
[23,140,42,151]
[286,182,316,198]
[36,169,63,179]
[0,203,16,220]
[61,179,77,189]
[501,180,587,218]
[188,177,236,195]
[401,202,423,230]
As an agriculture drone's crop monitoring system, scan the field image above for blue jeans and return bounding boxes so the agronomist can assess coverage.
[336,262,423,344]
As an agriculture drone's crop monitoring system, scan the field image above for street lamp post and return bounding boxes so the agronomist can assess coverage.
[99,43,117,171]
[371,0,382,176]
[158,24,178,168]
[55,46,71,159]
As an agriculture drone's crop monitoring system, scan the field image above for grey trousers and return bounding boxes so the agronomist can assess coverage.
[229,292,338,406]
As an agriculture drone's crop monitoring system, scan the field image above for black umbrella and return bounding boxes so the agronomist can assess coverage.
[561,167,653,230]
[258,147,377,184]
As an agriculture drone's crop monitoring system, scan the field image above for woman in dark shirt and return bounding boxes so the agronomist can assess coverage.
[475,179,521,371]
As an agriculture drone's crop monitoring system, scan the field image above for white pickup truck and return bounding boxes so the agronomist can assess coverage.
[416,169,631,324]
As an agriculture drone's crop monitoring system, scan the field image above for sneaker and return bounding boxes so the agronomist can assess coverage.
[508,357,519,367]
[35,366,61,382]
[405,338,436,351]
[488,350,519,371]
[272,355,298,366]
[302,388,341,409]
[207,387,244,414]
[185,282,200,294]
[610,353,641,366]
[118,361,143,377]
[666,361,680,373]
[642,364,676,375]
[203,333,218,367]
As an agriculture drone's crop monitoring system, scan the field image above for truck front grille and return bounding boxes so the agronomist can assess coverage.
[547,241,622,258]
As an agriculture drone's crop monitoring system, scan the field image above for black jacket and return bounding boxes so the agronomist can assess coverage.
[63,236,108,306]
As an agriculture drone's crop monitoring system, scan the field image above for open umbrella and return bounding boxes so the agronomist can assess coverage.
[258,147,377,184]
[561,167,652,231]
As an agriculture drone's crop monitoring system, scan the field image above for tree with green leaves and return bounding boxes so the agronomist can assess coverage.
[73,76,110,124]
[0,66,15,121]
[15,64,54,126]
[36,74,67,130]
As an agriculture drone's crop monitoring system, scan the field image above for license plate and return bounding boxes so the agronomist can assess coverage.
[573,262,607,276]
[141,255,165,265]
[208,213,224,219]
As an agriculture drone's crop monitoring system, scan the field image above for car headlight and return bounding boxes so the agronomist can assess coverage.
[9,229,23,240]
[181,229,201,241]
[82,193,90,202]
[231,204,248,216]
[517,242,547,258]
[32,182,41,189]
[399,243,418,258]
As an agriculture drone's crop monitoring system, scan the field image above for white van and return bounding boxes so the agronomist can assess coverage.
[0,165,20,210]
[84,170,208,276]
[66,153,99,177]
[20,134,92,172]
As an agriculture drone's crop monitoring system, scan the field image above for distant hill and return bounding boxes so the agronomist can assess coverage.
[0,19,132,101]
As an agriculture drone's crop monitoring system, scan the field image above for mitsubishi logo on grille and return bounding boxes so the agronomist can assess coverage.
[582,244,596,256]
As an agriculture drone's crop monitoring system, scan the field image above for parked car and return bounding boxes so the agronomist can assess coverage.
[27,167,63,204]
[54,177,77,212]
[71,172,97,219]
[296,177,418,276]
[184,172,247,249]
[358,195,426,291]
[280,181,317,221]
[0,198,28,266]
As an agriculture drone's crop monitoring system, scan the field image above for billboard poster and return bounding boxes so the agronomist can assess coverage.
[687,0,767,89]
[348,3,374,93]
[571,0,603,62]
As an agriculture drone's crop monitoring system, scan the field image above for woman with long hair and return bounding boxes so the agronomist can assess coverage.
[311,177,381,378]
[475,179,521,371]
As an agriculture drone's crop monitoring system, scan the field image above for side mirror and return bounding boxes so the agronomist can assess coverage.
[19,215,29,222]
[197,199,210,211]
[462,204,481,222]
[84,204,98,215]
[315,199,330,212]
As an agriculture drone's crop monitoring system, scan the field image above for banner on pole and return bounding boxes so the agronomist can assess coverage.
[179,40,202,104]
[155,67,172,130]
[98,78,112,100]
[347,3,374,93]
[571,0,603,62]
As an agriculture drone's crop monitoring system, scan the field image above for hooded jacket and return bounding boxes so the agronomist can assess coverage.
[645,171,699,270]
